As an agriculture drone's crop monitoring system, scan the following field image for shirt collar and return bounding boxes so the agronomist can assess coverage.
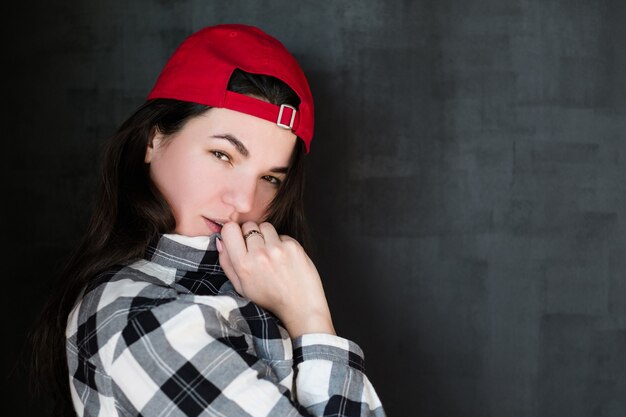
[144,233,223,273]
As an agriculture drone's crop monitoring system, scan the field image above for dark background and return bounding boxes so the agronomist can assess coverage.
[4,1,626,416]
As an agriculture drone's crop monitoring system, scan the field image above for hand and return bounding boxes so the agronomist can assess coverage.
[216,221,335,338]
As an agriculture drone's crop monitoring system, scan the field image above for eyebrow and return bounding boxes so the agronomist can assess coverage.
[211,134,290,174]
[212,134,249,157]
[270,166,289,174]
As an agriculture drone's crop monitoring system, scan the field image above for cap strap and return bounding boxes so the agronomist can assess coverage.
[223,91,300,132]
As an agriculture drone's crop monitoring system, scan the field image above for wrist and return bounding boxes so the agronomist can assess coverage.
[282,312,336,339]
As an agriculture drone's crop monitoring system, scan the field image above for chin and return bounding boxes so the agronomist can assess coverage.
[173,225,208,237]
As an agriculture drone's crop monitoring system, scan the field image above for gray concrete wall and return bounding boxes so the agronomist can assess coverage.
[5,1,626,416]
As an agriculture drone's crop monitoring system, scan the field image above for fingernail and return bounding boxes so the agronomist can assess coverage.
[215,236,223,252]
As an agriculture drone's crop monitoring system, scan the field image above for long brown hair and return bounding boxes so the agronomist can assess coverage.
[29,69,308,416]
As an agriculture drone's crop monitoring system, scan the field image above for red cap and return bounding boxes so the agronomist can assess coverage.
[147,24,314,152]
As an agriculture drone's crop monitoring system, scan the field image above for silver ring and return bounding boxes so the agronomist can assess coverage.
[243,229,264,241]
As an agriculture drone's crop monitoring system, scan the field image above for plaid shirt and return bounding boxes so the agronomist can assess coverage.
[66,234,386,416]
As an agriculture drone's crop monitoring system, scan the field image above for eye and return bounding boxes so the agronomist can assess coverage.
[210,150,231,162]
[262,175,282,186]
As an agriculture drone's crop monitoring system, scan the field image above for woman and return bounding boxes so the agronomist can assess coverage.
[31,24,386,416]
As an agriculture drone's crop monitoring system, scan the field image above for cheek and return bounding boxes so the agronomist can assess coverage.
[150,155,211,211]
[254,185,279,214]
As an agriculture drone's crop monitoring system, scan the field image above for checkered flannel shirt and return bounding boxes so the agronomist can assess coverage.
[66,234,386,416]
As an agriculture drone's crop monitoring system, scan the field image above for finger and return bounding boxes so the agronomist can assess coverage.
[216,237,243,294]
[241,221,265,251]
[220,222,247,265]
[278,234,299,244]
[258,222,280,246]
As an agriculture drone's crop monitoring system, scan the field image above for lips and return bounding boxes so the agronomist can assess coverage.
[203,217,225,234]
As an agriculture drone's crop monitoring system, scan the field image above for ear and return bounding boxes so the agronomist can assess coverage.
[145,130,163,163]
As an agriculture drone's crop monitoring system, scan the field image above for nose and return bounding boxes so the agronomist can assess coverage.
[223,175,256,219]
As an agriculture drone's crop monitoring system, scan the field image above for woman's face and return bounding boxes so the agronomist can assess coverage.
[145,107,297,236]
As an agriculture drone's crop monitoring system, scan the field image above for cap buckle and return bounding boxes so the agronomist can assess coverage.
[277,104,297,130]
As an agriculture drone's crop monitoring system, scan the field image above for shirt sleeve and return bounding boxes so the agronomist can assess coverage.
[293,333,386,416]
[99,295,385,416]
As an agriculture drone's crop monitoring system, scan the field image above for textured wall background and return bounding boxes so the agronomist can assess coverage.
[5,1,626,416]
